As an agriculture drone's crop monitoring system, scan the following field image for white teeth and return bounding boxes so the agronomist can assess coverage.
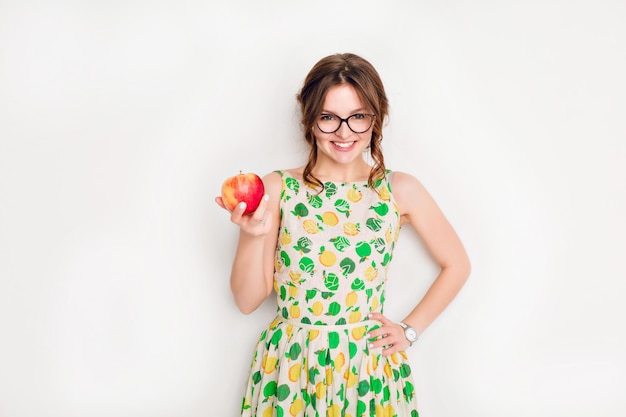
[334,142,354,148]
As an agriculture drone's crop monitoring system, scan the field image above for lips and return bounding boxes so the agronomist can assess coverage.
[332,141,356,151]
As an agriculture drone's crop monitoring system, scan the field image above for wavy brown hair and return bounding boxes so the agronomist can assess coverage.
[297,53,389,190]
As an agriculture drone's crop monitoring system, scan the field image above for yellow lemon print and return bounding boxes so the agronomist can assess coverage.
[343,222,359,236]
[385,227,392,243]
[372,354,379,371]
[348,310,361,324]
[378,186,391,201]
[288,270,302,283]
[288,363,301,382]
[286,324,293,340]
[345,291,358,307]
[390,353,399,365]
[325,367,333,385]
[371,296,379,311]
[303,219,320,234]
[334,352,346,370]
[351,325,366,340]
[309,329,319,341]
[347,187,363,203]
[311,301,324,316]
[328,404,342,417]
[288,285,299,298]
[346,370,357,388]
[289,399,304,416]
[263,355,278,374]
[315,381,325,399]
[321,211,339,226]
[263,407,274,417]
[384,362,392,378]
[319,249,337,267]
[364,266,378,281]
[280,229,292,245]
[290,304,301,319]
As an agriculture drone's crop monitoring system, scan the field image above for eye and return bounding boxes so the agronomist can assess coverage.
[351,113,366,120]
[320,114,335,121]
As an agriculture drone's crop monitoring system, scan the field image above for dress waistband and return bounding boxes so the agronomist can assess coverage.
[278,317,380,331]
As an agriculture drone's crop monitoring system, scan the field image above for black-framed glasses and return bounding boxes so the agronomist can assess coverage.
[316,113,376,134]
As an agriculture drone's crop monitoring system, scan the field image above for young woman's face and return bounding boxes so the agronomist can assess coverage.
[313,84,373,167]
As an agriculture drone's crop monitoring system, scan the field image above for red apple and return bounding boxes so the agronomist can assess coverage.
[221,172,265,214]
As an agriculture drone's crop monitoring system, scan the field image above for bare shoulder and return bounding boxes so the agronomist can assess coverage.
[390,171,438,224]
[262,171,284,201]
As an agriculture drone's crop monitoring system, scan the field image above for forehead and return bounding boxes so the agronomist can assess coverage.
[322,84,365,113]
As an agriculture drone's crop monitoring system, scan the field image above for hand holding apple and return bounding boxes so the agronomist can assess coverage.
[220,172,265,215]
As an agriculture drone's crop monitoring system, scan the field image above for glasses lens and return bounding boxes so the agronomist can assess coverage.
[317,114,374,133]
[347,114,374,133]
[317,114,340,133]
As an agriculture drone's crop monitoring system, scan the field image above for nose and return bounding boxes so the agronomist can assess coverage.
[336,119,353,138]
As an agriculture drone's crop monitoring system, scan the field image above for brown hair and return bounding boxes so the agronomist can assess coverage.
[297,53,389,190]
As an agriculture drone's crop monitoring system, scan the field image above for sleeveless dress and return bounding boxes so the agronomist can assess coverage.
[240,170,419,417]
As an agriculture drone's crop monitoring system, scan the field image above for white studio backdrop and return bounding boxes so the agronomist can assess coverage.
[1,1,625,416]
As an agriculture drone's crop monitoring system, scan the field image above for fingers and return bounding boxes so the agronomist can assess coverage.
[225,194,272,236]
[367,312,410,356]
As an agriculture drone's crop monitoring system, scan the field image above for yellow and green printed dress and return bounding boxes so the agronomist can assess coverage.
[241,170,419,417]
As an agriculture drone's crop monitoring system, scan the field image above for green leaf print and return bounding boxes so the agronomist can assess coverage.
[307,193,323,209]
[357,400,366,415]
[328,331,339,349]
[365,217,383,232]
[383,386,391,402]
[299,257,315,274]
[279,285,286,301]
[324,182,337,198]
[294,236,312,254]
[371,237,386,254]
[323,272,339,291]
[263,381,277,397]
[370,377,383,394]
[381,252,392,266]
[411,410,419,417]
[327,301,341,316]
[279,250,291,267]
[334,317,346,325]
[285,177,300,194]
[317,349,330,366]
[276,405,284,417]
[270,329,283,346]
[339,257,356,276]
[252,371,262,384]
[349,343,357,359]
[308,367,320,384]
[357,380,370,396]
[291,202,309,218]
[276,384,290,401]
[334,199,351,217]
[355,241,372,262]
[305,289,317,302]
[330,236,350,252]
[370,202,389,216]
[400,363,412,378]
[351,278,365,290]
[289,343,302,361]
[403,381,415,400]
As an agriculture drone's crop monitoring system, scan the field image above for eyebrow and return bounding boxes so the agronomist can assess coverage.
[320,108,369,115]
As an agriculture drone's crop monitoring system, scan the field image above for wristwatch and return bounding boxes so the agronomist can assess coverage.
[400,322,419,346]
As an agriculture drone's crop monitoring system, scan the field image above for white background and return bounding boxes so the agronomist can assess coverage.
[1,1,625,416]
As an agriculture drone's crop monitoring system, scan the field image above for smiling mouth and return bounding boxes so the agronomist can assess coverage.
[332,141,356,149]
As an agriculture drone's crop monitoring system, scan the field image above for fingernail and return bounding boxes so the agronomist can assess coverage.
[239,202,246,209]
[263,194,269,201]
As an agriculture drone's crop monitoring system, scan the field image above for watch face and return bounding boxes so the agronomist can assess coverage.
[406,328,418,341]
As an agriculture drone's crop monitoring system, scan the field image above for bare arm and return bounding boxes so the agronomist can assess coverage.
[215,171,282,314]
[369,171,470,354]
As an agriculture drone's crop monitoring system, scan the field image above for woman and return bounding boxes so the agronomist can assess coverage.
[216,53,470,416]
